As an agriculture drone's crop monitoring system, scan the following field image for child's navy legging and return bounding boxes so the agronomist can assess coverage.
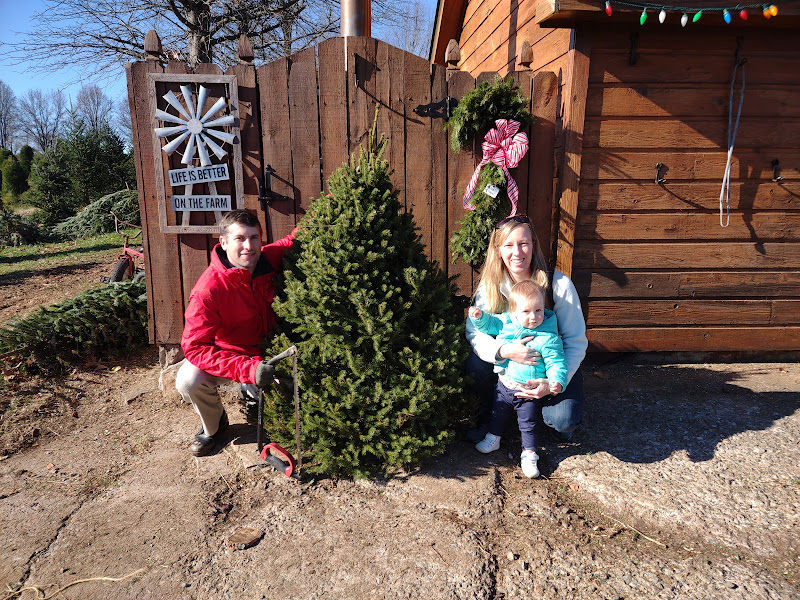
[488,379,539,450]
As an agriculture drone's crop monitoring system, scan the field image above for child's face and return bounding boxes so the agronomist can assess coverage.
[512,293,545,329]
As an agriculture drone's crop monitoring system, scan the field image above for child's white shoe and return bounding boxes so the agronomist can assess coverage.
[521,451,540,478]
[475,433,501,454]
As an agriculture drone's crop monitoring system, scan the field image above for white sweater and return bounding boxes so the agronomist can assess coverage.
[465,271,588,385]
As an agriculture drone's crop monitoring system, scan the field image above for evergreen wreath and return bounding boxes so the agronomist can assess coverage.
[446,76,532,266]
[446,76,532,153]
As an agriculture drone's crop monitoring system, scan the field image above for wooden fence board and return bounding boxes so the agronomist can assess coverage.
[586,85,800,119]
[586,299,775,326]
[571,270,800,299]
[587,326,800,352]
[574,242,800,269]
[511,70,533,219]
[318,38,349,186]
[431,63,450,272]
[579,149,800,181]
[129,60,184,344]
[771,300,800,324]
[579,181,800,211]
[404,52,434,257]
[583,118,800,150]
[590,52,800,85]
[227,62,263,224]
[289,47,322,217]
[375,41,406,205]
[447,70,478,295]
[555,32,591,277]
[348,36,379,156]
[577,212,800,241]
[528,71,559,265]
[258,58,295,241]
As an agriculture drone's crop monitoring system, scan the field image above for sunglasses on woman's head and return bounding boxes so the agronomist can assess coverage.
[495,215,530,229]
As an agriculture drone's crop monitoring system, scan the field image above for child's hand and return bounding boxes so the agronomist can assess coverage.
[468,306,482,319]
[549,381,563,395]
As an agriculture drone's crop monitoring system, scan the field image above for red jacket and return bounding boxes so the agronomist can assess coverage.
[181,230,295,383]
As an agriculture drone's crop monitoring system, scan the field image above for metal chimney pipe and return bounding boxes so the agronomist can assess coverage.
[341,0,371,37]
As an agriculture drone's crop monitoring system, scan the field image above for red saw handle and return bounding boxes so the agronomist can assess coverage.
[259,442,297,478]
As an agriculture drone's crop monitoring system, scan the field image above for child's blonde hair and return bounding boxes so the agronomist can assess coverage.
[508,280,545,312]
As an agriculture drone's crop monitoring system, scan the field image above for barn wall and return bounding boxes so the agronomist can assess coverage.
[457,0,570,77]
[571,27,800,351]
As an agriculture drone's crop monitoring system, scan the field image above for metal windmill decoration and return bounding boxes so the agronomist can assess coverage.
[154,84,236,166]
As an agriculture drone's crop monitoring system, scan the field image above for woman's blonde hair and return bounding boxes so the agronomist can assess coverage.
[475,219,550,313]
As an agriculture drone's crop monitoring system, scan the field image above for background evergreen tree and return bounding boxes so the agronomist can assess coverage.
[18,145,34,179]
[260,126,473,479]
[1,154,28,201]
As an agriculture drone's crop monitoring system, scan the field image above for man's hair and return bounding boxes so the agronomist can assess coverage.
[219,210,262,236]
[508,280,545,312]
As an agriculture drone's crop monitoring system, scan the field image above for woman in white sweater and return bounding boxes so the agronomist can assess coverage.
[465,215,588,441]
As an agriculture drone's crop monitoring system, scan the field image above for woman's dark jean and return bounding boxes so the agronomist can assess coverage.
[465,351,584,437]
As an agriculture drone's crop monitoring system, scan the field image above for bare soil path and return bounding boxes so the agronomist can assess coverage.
[1,258,798,599]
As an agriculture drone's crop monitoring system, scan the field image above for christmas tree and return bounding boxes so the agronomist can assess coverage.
[260,123,472,478]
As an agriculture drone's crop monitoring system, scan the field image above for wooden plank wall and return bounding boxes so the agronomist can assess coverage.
[128,36,557,345]
[571,27,800,351]
[458,0,571,77]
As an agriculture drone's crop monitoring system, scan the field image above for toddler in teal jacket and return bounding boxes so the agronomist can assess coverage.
[468,281,568,393]
[468,281,568,478]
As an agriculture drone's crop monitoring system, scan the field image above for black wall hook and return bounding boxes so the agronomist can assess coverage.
[655,163,666,185]
[259,164,293,211]
[772,159,784,182]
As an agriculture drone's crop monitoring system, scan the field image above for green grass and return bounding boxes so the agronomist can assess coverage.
[0,231,138,276]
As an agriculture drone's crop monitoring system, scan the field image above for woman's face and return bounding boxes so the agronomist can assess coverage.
[499,225,533,283]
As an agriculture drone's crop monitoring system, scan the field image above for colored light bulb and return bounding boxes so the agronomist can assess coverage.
[769,4,778,16]
[723,8,731,23]
[681,12,688,26]
[640,8,647,24]
[659,9,667,22]
[605,1,612,16]
[692,10,702,22]
[739,8,748,19]
[763,5,772,17]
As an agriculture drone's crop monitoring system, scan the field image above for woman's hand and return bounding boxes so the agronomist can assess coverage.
[498,338,540,365]
[514,379,550,399]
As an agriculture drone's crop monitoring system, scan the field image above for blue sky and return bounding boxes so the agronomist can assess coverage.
[0,0,439,104]
[0,1,128,102]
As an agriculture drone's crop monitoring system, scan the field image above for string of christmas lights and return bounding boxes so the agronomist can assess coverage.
[603,1,780,25]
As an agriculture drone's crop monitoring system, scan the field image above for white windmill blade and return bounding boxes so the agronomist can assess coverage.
[204,128,236,145]
[182,133,198,165]
[200,96,228,123]
[200,133,228,160]
[155,125,188,139]
[162,129,190,155]
[196,86,210,117]
[163,90,192,121]
[155,109,187,125]
[180,85,197,119]
[197,137,211,166]
[203,115,236,128]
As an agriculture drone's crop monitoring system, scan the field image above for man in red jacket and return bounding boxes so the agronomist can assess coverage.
[175,209,295,456]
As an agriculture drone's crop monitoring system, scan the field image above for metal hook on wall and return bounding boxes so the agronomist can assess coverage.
[655,163,666,185]
[772,159,784,182]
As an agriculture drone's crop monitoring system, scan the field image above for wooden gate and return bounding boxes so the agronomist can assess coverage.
[127,33,558,346]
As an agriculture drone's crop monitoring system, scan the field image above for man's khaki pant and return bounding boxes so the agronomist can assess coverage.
[175,360,229,436]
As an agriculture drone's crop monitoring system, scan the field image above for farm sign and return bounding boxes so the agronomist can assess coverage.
[147,73,244,234]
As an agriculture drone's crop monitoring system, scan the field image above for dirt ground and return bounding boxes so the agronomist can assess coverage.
[1,261,799,599]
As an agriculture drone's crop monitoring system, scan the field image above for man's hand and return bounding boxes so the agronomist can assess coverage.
[255,360,275,388]
[468,306,482,319]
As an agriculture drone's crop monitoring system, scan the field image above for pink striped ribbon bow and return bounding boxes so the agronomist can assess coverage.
[462,119,529,216]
